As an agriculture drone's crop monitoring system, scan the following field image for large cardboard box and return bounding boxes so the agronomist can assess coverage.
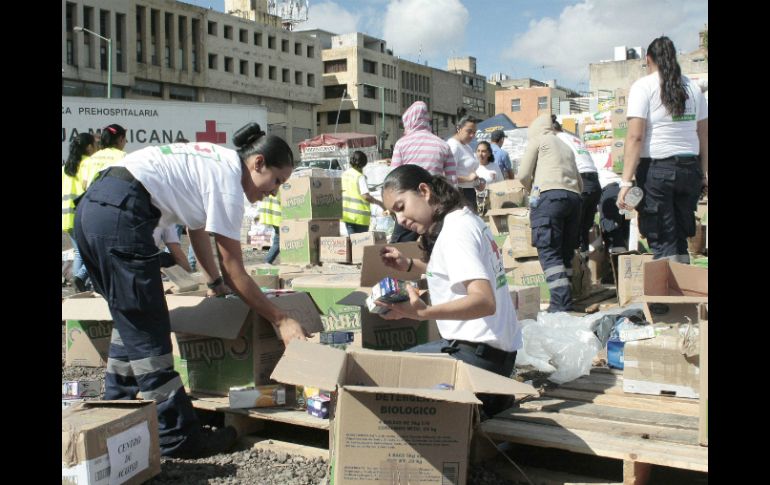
[486,179,528,210]
[291,273,363,331]
[349,231,387,264]
[271,341,537,485]
[614,87,628,108]
[359,242,424,286]
[279,176,342,220]
[506,258,548,301]
[611,139,625,174]
[320,236,352,263]
[485,207,529,236]
[62,400,161,485]
[614,253,655,306]
[610,106,628,139]
[62,293,114,367]
[698,303,708,446]
[623,326,700,399]
[279,219,340,266]
[641,260,708,325]
[509,285,540,321]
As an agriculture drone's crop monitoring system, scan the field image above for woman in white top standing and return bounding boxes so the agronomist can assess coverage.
[74,123,309,459]
[447,116,485,212]
[619,36,708,263]
[475,140,505,185]
[376,164,522,417]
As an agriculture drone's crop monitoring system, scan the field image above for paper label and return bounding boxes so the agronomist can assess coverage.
[62,453,111,485]
[106,421,151,485]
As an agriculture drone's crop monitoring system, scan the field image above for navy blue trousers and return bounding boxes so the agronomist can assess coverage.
[73,167,199,455]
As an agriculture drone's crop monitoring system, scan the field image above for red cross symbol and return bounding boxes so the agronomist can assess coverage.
[196,120,226,144]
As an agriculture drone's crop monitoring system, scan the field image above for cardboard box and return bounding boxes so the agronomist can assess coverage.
[506,258,548,302]
[614,87,628,108]
[291,273,363,331]
[228,384,287,409]
[279,219,340,266]
[63,380,101,398]
[359,242,424,287]
[611,139,625,174]
[698,303,708,446]
[349,231,387,264]
[279,176,342,220]
[611,106,627,139]
[486,179,528,210]
[62,293,114,367]
[320,236,351,264]
[62,400,161,485]
[623,326,700,399]
[485,207,530,236]
[641,260,708,325]
[250,273,280,289]
[271,341,537,485]
[687,221,705,254]
[509,285,540,321]
[614,253,655,306]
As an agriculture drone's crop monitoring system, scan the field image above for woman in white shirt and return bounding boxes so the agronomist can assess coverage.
[376,164,523,417]
[619,36,708,263]
[475,140,505,185]
[74,123,308,459]
[447,116,485,212]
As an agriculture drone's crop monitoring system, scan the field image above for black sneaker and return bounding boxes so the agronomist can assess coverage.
[165,426,238,459]
[72,276,88,293]
[649,303,670,315]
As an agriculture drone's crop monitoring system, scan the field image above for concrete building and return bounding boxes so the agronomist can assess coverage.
[61,0,323,156]
[494,80,577,127]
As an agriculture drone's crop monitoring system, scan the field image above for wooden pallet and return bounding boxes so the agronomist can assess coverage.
[480,368,706,485]
[190,392,330,436]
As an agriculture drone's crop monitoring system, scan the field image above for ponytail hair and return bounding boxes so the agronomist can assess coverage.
[647,36,688,117]
[100,123,127,149]
[233,122,294,169]
[382,164,466,258]
[64,132,95,177]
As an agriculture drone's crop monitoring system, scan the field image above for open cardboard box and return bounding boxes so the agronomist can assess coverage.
[640,260,707,324]
[271,340,537,485]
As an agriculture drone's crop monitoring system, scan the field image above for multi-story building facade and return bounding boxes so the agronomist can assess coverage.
[494,80,577,127]
[61,0,323,157]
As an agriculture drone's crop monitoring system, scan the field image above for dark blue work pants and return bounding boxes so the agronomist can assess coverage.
[599,183,630,251]
[530,189,582,312]
[73,167,199,455]
[578,172,602,253]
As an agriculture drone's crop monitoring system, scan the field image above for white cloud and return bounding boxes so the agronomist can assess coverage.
[505,0,708,87]
[303,1,360,35]
[382,0,469,59]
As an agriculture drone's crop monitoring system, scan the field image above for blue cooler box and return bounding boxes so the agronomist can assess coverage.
[607,339,625,369]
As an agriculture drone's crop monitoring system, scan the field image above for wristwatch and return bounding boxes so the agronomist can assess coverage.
[619,180,633,188]
[207,276,224,289]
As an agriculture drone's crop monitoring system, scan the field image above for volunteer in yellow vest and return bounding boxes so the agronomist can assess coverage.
[62,133,97,292]
[259,192,282,264]
[341,150,384,234]
[79,124,128,190]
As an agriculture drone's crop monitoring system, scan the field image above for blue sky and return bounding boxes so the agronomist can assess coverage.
[181,0,708,91]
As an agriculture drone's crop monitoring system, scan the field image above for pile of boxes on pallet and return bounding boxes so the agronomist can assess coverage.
[608,253,708,446]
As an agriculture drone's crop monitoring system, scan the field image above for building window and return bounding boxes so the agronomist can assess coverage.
[282,68,289,83]
[164,13,172,68]
[208,21,217,35]
[150,9,159,66]
[511,99,521,112]
[191,18,200,71]
[360,111,374,125]
[363,59,377,74]
[239,28,248,43]
[177,16,187,70]
[324,59,347,73]
[324,84,346,99]
[307,45,315,58]
[133,79,162,97]
[269,65,276,80]
[362,84,376,99]
[224,56,233,73]
[224,25,233,39]
[136,7,144,63]
[295,42,302,55]
[281,39,289,52]
[254,32,262,46]
[116,13,125,71]
[240,60,248,75]
[295,71,303,85]
[66,2,75,65]
[254,63,263,78]
[307,73,315,87]
[83,6,94,68]
[268,35,275,49]
[208,53,217,70]
[169,84,196,101]
[327,110,350,124]
[538,96,548,110]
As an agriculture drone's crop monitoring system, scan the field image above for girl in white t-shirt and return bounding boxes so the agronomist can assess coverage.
[376,164,525,417]
[619,36,708,263]
[447,116,485,212]
[475,141,505,185]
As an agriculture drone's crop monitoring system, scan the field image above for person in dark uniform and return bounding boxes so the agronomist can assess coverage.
[517,113,583,312]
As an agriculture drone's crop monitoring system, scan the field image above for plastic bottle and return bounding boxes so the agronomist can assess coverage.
[619,186,643,217]
[529,186,541,208]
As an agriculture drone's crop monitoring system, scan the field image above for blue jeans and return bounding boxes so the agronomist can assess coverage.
[406,338,518,417]
[265,226,280,264]
[69,234,89,281]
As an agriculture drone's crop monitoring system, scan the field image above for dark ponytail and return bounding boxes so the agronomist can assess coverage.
[233,122,294,169]
[64,133,95,177]
[100,123,127,149]
[647,36,688,117]
[382,164,466,258]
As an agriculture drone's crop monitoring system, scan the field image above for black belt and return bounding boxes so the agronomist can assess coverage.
[103,166,136,182]
[441,340,512,364]
[643,155,699,164]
